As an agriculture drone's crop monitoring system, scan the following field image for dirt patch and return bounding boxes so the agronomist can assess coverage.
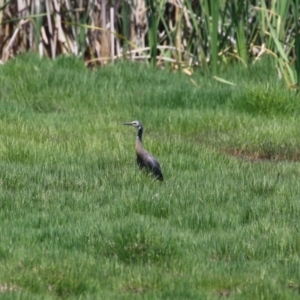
[120,283,150,294]
[217,288,231,298]
[225,148,300,163]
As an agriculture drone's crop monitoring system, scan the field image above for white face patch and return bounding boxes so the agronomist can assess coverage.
[132,121,140,127]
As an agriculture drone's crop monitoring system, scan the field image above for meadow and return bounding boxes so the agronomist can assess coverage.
[0,54,300,299]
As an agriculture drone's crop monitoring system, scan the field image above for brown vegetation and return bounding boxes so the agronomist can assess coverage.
[0,1,298,86]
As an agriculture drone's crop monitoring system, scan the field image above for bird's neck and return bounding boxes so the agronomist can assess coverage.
[136,126,143,143]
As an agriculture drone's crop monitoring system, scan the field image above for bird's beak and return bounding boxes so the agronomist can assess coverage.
[122,122,133,126]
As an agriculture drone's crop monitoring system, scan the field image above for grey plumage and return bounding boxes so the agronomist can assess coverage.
[123,120,163,181]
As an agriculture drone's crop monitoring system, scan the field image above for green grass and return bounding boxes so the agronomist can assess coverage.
[0,54,300,299]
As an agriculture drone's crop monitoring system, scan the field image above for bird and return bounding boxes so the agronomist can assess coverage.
[123,120,163,181]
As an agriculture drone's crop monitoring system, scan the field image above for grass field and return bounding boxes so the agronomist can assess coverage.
[0,54,300,299]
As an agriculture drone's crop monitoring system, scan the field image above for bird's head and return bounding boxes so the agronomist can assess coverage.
[123,120,143,129]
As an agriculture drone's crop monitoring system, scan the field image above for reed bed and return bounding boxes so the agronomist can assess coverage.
[0,0,299,86]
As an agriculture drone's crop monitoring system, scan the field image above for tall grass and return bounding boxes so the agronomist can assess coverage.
[0,1,299,87]
[0,54,300,298]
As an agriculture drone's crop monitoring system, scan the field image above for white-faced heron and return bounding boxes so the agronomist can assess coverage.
[123,120,163,181]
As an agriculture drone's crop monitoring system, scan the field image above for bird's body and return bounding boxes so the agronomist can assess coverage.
[123,121,163,181]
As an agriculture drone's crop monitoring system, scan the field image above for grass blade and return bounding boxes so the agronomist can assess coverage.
[146,0,158,67]
[211,0,219,74]
[293,0,300,88]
